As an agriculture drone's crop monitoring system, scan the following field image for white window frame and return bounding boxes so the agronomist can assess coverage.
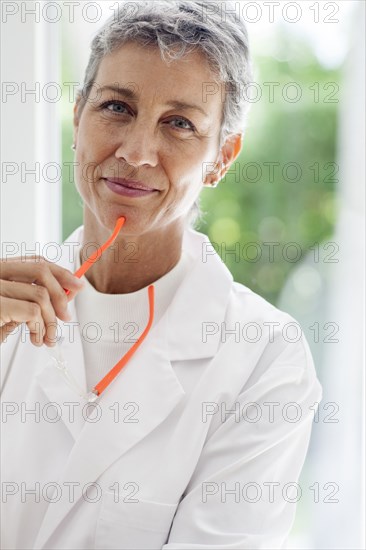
[1,1,61,257]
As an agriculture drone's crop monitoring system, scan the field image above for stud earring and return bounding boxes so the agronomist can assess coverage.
[71,143,76,151]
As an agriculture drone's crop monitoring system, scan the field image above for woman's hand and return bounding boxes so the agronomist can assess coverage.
[0,256,85,347]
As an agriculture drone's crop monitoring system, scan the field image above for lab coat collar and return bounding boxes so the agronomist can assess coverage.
[57,223,233,362]
[36,223,233,425]
[32,224,233,550]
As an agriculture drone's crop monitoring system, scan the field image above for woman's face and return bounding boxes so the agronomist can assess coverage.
[73,41,235,235]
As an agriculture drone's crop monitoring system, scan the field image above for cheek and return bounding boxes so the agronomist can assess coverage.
[163,149,208,205]
[169,170,202,210]
[79,119,104,155]
[168,145,206,180]
[76,120,111,183]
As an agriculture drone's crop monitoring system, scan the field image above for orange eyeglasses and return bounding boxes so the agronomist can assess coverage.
[57,216,155,402]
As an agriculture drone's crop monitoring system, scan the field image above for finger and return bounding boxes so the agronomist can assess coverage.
[1,257,84,290]
[1,279,62,346]
[0,296,45,347]
[1,258,84,321]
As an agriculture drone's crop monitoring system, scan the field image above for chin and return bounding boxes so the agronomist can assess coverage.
[106,208,148,236]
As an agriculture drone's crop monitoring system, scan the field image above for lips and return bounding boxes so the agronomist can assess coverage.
[103,178,158,192]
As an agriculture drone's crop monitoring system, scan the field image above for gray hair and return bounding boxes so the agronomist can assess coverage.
[77,0,253,228]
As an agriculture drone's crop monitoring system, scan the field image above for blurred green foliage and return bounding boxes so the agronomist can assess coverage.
[62,116,83,241]
[62,34,339,305]
[197,37,339,304]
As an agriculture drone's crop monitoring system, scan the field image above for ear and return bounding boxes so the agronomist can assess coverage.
[203,133,243,187]
[219,133,243,178]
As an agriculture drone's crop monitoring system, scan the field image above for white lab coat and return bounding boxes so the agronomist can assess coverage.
[0,225,322,550]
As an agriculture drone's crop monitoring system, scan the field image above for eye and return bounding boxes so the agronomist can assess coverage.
[100,100,129,114]
[169,117,196,132]
[99,101,196,132]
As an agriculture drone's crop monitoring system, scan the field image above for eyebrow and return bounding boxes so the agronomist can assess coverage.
[99,85,209,118]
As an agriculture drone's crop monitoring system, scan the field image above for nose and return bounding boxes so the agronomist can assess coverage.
[114,117,159,174]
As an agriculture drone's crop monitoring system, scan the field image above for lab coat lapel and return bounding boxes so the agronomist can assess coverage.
[33,225,233,550]
[33,296,88,441]
[168,227,234,360]
[34,229,89,441]
[33,312,186,550]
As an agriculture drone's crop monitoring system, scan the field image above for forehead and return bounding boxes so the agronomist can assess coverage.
[94,41,225,113]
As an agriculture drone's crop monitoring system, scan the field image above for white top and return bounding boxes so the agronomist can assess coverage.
[1,224,323,550]
[74,247,192,391]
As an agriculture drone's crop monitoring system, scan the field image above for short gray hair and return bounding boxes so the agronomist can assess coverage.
[78,0,253,228]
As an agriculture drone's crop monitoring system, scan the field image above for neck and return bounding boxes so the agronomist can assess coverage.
[80,211,185,294]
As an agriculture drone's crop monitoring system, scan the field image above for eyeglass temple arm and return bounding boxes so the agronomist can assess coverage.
[59,215,155,399]
[93,284,155,397]
[63,216,126,296]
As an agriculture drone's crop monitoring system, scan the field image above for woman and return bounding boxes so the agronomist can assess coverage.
[0,1,322,548]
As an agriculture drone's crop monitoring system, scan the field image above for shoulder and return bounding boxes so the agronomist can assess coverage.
[224,280,320,392]
[227,279,301,332]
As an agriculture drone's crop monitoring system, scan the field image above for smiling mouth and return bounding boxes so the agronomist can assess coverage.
[103,178,159,192]
[103,178,160,198]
